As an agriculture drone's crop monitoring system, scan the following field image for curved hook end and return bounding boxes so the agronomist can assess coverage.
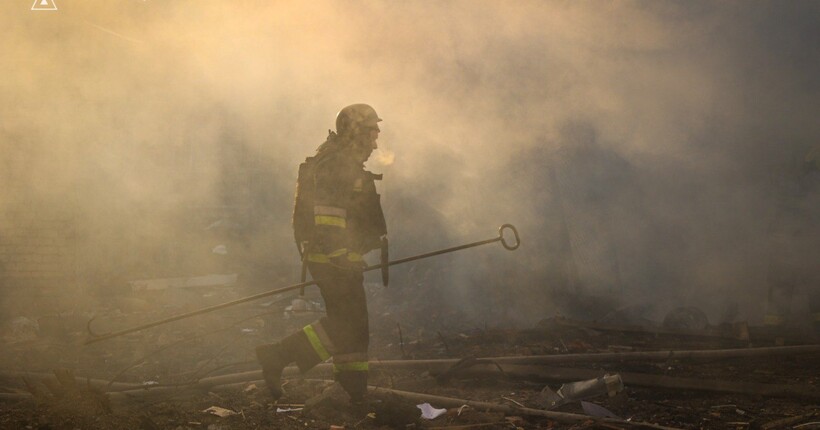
[498,224,520,250]
[86,315,111,339]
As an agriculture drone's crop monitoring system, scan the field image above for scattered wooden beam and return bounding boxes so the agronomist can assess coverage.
[427,364,820,401]
[340,345,820,370]
[475,345,820,365]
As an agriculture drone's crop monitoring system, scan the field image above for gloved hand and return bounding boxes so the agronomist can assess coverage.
[357,234,384,255]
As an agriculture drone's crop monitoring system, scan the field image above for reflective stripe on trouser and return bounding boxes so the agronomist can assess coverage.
[333,352,369,374]
[302,321,336,361]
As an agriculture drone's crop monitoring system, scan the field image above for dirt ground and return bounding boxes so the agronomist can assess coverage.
[1,285,818,430]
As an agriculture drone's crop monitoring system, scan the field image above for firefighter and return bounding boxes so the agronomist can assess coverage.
[256,104,387,406]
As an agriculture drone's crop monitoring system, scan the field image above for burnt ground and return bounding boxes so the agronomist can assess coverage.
[1,284,819,430]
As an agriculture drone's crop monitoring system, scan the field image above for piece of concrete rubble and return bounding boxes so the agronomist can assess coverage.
[202,406,237,417]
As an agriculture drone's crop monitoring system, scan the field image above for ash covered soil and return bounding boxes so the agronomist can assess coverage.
[1,285,818,430]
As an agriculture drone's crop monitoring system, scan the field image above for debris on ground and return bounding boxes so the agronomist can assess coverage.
[1,292,818,429]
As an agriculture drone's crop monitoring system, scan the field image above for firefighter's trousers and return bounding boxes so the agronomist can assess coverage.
[277,262,369,399]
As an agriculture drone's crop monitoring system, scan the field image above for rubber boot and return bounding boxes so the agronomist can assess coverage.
[256,330,324,400]
[336,371,368,405]
[255,343,287,400]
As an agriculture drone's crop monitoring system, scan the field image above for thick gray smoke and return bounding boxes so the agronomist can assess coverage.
[1,1,818,327]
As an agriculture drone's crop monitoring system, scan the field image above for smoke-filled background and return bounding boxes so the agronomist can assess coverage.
[1,1,818,328]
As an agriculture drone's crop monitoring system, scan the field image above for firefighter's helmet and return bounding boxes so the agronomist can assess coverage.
[335,104,382,137]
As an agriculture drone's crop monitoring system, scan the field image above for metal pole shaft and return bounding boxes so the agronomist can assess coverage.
[363,236,500,272]
[84,279,319,345]
[84,226,518,346]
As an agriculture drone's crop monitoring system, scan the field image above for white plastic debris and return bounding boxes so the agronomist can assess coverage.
[417,403,447,420]
[291,298,309,311]
[284,299,325,318]
[276,407,303,413]
[203,406,237,417]
[212,244,228,255]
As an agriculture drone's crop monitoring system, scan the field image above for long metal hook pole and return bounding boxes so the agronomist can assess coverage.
[83,224,519,346]
[364,224,518,272]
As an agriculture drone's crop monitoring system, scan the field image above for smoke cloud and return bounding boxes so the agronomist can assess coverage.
[1,1,819,328]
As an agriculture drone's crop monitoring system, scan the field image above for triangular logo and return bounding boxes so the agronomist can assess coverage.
[31,0,58,11]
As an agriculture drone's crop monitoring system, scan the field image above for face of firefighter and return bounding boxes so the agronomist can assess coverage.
[368,125,379,150]
[351,124,379,163]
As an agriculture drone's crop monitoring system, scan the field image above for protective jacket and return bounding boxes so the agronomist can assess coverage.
[305,141,386,263]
